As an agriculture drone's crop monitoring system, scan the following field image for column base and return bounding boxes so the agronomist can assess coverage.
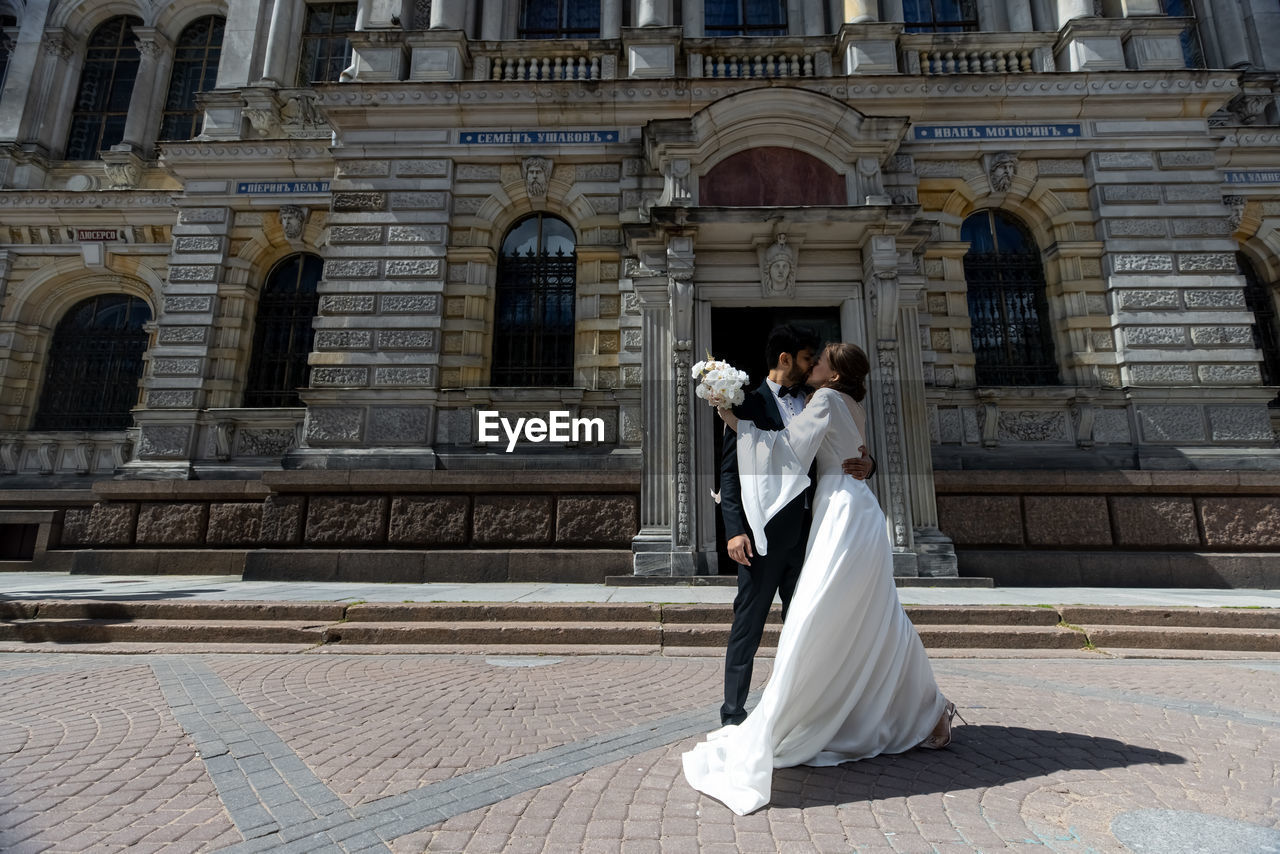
[631,530,700,576]
[913,526,959,578]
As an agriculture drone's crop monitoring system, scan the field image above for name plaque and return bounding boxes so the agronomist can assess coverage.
[1224,170,1280,186]
[459,130,620,145]
[913,124,1083,141]
[76,228,121,241]
[235,181,331,194]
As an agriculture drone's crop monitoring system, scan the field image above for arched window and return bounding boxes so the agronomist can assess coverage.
[298,2,357,85]
[705,0,786,36]
[244,254,322,407]
[962,210,1059,386]
[903,0,978,33]
[1238,253,1280,389]
[65,16,142,160]
[518,0,600,38]
[158,16,225,141]
[492,215,576,386]
[34,295,151,430]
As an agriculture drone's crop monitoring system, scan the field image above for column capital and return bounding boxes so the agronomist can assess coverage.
[131,27,174,59]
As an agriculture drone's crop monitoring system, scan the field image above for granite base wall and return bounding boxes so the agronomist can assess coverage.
[936,470,1280,587]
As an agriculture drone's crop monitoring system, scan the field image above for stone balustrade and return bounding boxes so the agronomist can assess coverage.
[471,41,619,81]
[685,37,832,78]
[900,33,1056,75]
[0,431,133,477]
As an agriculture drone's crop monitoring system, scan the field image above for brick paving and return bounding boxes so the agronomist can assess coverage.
[0,652,1277,852]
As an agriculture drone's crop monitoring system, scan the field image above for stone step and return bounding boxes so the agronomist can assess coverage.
[1059,606,1280,630]
[2,602,1279,653]
[325,622,662,646]
[1082,625,1280,653]
[19,600,348,622]
[0,619,327,645]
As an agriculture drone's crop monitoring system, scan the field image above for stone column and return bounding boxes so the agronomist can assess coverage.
[1056,0,1093,26]
[118,29,172,157]
[0,10,51,150]
[897,280,957,577]
[1245,0,1280,70]
[261,0,300,85]
[843,0,879,22]
[636,0,670,28]
[481,0,505,39]
[1207,0,1254,68]
[861,234,918,575]
[1006,0,1034,30]
[30,32,78,160]
[803,0,825,34]
[430,0,468,29]
[681,0,703,38]
[631,271,677,575]
[121,206,233,479]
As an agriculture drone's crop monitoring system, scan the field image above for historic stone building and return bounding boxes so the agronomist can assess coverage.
[0,0,1278,585]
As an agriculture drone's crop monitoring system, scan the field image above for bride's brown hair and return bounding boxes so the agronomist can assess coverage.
[822,343,870,402]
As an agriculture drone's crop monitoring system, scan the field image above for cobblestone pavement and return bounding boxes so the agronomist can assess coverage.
[1,652,1278,853]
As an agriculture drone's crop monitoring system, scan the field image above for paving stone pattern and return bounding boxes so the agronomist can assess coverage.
[0,653,1278,852]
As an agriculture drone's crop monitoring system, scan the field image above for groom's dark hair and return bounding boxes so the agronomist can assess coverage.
[765,324,820,370]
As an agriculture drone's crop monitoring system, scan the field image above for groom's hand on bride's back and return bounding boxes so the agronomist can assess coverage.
[841,446,876,480]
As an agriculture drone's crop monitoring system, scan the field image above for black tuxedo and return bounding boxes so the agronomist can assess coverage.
[717,380,812,725]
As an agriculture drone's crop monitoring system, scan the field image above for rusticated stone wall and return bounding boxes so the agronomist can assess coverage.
[937,472,1280,551]
[936,470,1280,587]
[59,491,637,550]
[51,471,640,559]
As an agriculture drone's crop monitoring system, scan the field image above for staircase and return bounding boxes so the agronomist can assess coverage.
[2,601,1278,654]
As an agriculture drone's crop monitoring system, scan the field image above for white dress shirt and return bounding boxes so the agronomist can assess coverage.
[765,378,804,426]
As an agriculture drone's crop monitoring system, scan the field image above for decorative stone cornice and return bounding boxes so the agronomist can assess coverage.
[0,191,177,208]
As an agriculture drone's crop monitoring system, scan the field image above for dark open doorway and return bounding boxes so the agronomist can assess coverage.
[708,306,843,574]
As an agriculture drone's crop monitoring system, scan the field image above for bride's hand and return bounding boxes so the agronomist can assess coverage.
[717,407,739,432]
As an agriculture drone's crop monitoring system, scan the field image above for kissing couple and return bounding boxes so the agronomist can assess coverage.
[684,324,960,815]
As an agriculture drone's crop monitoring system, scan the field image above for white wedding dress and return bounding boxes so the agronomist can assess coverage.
[683,387,946,815]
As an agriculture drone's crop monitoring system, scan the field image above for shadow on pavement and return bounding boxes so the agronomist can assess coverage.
[772,725,1185,807]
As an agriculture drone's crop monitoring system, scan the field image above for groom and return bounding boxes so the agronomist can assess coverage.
[717,323,874,726]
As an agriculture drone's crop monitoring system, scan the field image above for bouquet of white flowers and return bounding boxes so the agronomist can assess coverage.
[691,357,749,409]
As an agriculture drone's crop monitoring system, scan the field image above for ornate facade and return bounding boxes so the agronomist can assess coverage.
[0,0,1278,585]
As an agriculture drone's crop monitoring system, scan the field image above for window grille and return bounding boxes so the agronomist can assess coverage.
[33,295,151,431]
[298,2,357,85]
[1238,253,1280,390]
[518,0,601,38]
[244,254,322,407]
[158,16,225,141]
[492,215,577,386]
[903,0,979,33]
[65,17,142,160]
[962,210,1059,386]
[704,0,787,37]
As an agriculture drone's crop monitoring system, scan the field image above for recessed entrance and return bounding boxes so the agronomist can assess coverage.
[708,306,842,574]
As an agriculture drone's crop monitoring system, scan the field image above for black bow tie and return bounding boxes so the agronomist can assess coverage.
[778,384,806,399]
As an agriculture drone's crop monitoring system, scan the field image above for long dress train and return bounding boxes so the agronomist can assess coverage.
[682,387,946,815]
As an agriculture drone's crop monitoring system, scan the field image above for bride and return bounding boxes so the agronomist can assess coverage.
[682,342,958,816]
